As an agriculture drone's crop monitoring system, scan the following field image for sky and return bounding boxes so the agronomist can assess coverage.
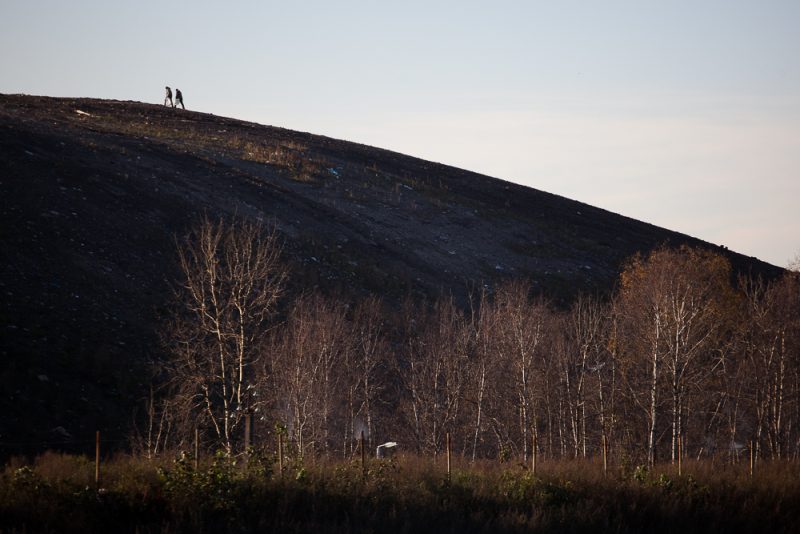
[2,0,798,267]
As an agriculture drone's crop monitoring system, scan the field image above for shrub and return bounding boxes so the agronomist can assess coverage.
[1,453,799,533]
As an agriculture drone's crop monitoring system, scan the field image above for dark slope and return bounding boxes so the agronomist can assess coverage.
[0,94,780,453]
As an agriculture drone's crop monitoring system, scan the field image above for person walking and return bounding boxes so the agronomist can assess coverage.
[175,88,185,110]
[164,86,173,107]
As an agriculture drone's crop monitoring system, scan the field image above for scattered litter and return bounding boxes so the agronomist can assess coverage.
[74,109,92,117]
[328,168,340,177]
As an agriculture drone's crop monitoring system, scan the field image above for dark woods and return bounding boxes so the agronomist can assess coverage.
[141,217,800,467]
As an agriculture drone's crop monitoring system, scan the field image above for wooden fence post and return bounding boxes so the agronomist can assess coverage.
[360,430,366,479]
[278,433,284,477]
[446,432,452,482]
[95,430,100,489]
[602,434,608,476]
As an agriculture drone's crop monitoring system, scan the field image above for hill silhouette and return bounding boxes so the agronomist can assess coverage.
[0,94,781,454]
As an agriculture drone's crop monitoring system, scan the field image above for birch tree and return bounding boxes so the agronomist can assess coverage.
[741,271,800,459]
[560,294,610,458]
[274,294,349,457]
[164,216,285,455]
[348,296,387,452]
[402,297,469,455]
[466,288,499,460]
[494,280,550,463]
[616,246,734,465]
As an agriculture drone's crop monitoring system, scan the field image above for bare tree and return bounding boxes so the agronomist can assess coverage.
[349,296,387,451]
[740,271,800,459]
[162,216,285,455]
[616,246,734,465]
[152,227,798,465]
[465,287,499,461]
[273,293,349,458]
[130,382,180,458]
[401,297,470,455]
[558,294,611,458]
[494,280,550,463]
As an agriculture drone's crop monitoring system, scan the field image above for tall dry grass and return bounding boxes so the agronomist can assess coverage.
[1,451,799,533]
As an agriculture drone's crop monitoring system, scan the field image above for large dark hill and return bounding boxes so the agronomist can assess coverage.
[0,94,780,454]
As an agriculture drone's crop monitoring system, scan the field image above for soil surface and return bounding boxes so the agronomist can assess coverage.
[0,94,781,455]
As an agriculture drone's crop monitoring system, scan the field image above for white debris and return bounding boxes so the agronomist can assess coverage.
[376,441,398,458]
[75,109,92,117]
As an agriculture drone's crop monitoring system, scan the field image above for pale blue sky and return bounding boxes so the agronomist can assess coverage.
[2,1,798,266]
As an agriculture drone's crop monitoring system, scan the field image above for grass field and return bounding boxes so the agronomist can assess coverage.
[1,451,799,533]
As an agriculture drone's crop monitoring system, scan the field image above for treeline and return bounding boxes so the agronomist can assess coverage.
[140,217,800,466]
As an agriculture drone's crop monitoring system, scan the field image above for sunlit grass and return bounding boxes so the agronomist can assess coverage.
[2,451,799,533]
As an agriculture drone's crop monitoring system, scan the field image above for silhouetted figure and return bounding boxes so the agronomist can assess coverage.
[164,86,173,107]
[175,88,185,110]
